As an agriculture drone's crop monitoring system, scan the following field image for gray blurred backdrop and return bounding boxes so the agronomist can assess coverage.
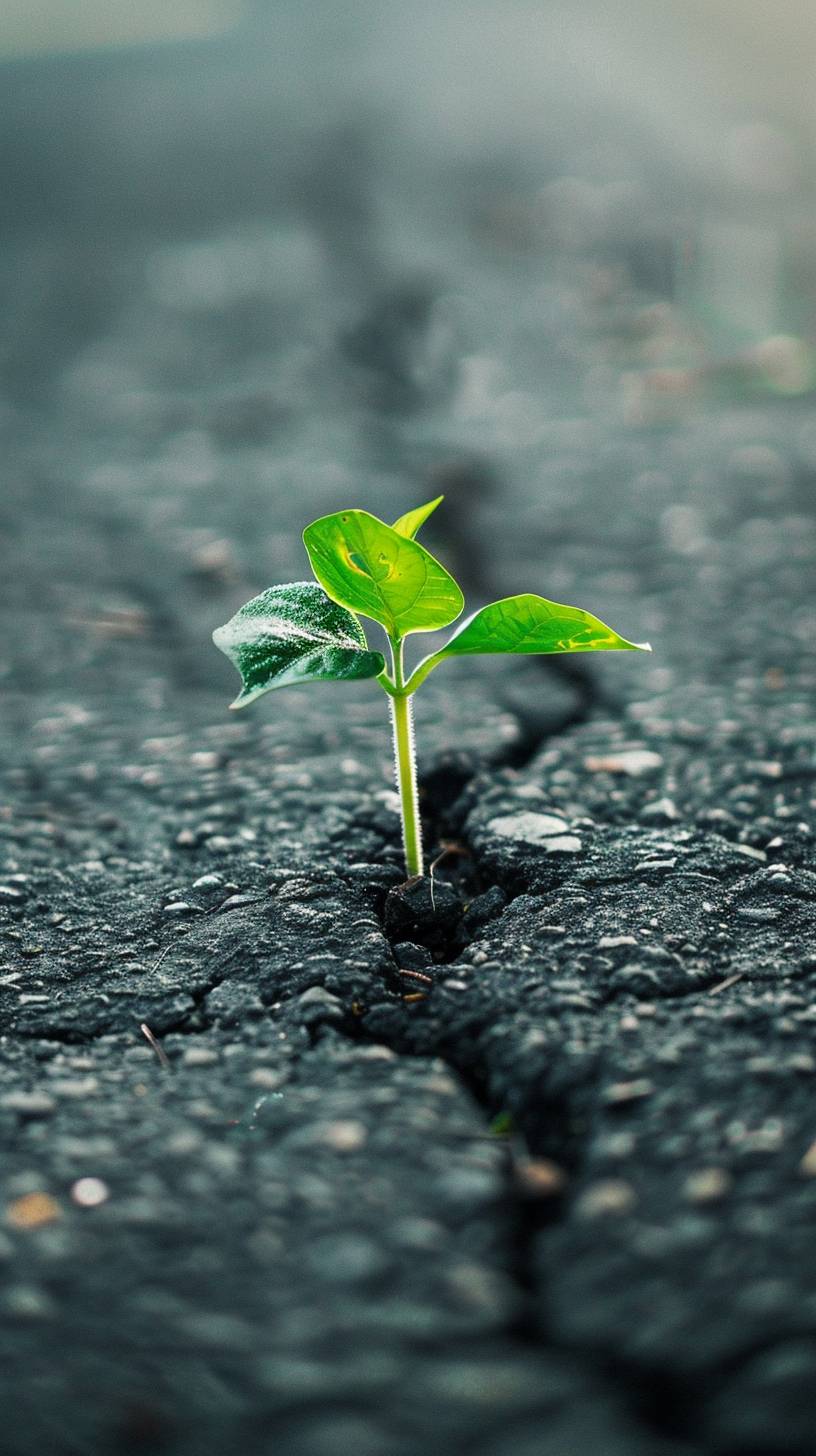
[3,1,815,398]
[2,0,815,653]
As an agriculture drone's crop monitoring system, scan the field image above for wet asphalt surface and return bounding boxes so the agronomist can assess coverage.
[2,25,816,1454]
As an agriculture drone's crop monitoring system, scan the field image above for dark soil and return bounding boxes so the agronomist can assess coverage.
[2,20,816,1455]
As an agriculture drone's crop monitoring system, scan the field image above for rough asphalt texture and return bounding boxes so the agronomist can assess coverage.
[2,24,816,1456]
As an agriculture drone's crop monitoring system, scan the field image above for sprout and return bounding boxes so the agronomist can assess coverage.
[213,498,650,878]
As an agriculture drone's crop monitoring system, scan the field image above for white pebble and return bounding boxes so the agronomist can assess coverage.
[71,1178,110,1208]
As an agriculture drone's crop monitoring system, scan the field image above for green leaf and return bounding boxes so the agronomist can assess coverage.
[391,495,444,539]
[303,509,463,639]
[212,581,385,708]
[407,593,651,691]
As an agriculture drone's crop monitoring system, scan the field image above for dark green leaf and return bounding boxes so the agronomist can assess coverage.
[303,509,463,638]
[408,593,651,690]
[212,582,385,708]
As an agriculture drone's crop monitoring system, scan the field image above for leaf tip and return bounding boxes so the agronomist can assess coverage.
[227,685,257,710]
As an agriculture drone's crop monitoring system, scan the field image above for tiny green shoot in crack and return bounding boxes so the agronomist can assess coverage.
[212,498,651,879]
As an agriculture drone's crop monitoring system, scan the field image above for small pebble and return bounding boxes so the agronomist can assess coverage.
[515,1159,567,1197]
[603,1078,654,1105]
[190,751,220,771]
[2,1285,55,1318]
[684,1168,732,1204]
[584,750,663,776]
[49,1078,99,1099]
[1,1092,56,1118]
[319,1120,368,1152]
[800,1140,816,1177]
[182,1048,219,1067]
[576,1179,636,1218]
[641,797,679,820]
[71,1178,110,1208]
[487,812,568,843]
[6,1193,61,1229]
[247,1068,285,1090]
[297,987,343,1014]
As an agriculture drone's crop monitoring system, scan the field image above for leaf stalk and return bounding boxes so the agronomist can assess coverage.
[388,636,423,878]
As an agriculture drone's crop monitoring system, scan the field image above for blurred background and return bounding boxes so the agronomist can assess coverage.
[2,0,815,705]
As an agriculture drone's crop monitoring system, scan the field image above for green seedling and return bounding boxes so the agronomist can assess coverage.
[213,498,650,879]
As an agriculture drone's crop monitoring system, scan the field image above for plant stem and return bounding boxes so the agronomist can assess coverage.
[389,637,423,879]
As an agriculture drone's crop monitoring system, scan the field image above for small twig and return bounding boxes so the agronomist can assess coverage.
[147,941,176,975]
[398,967,434,986]
[140,1023,171,1070]
[707,972,745,997]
